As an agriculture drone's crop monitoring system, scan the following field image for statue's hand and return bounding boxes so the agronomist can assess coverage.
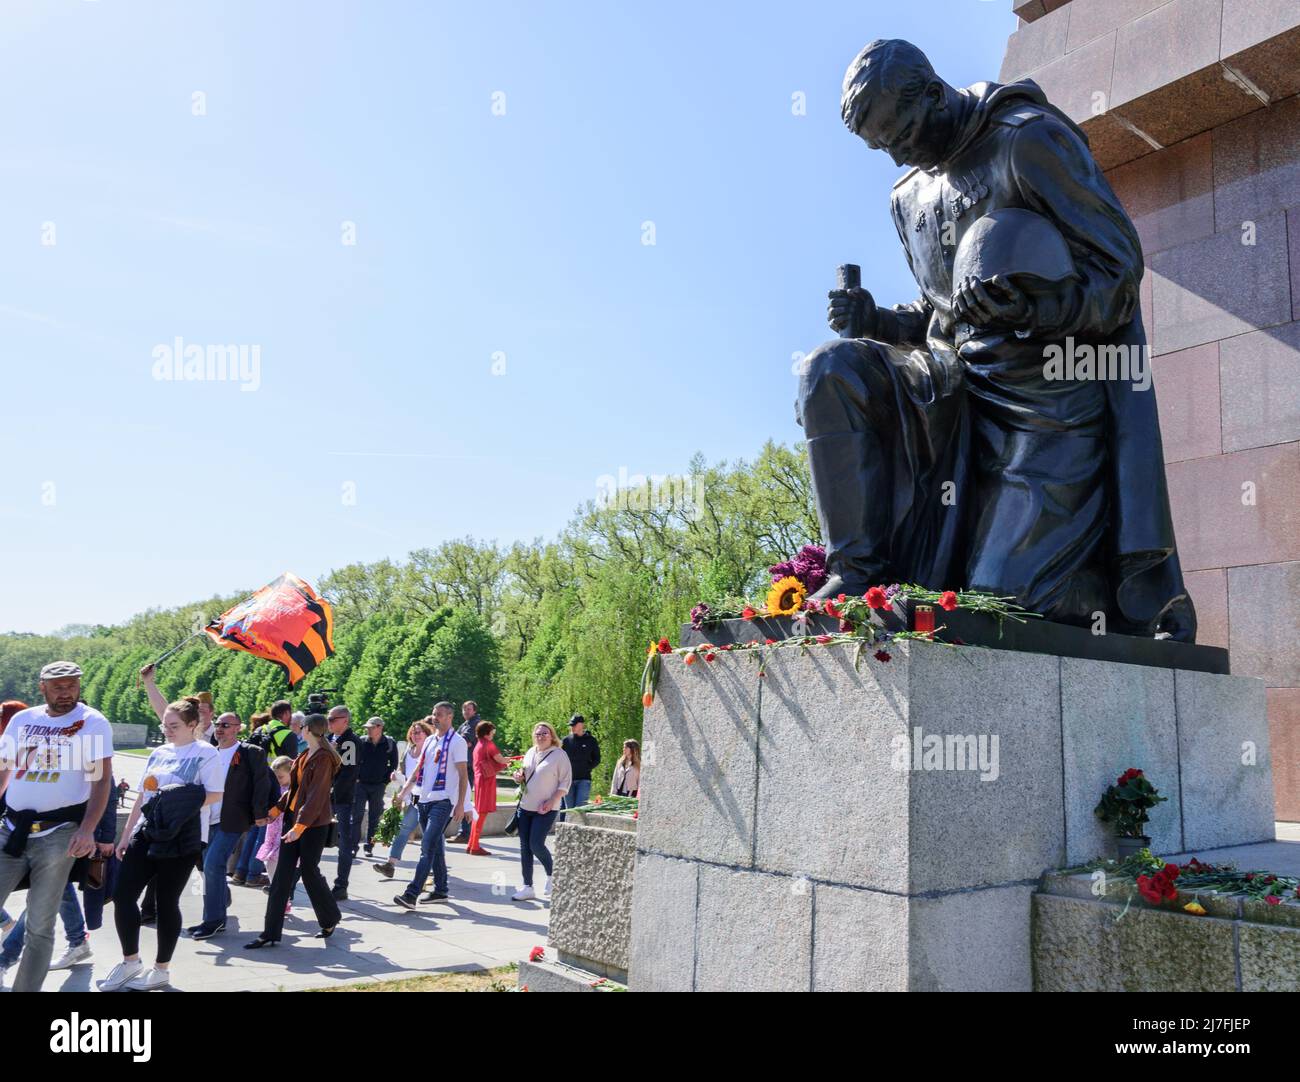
[952,274,1031,331]
[827,287,877,338]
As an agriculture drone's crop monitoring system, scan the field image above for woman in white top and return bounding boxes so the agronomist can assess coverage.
[511,722,571,902]
[98,666,224,992]
[373,719,432,879]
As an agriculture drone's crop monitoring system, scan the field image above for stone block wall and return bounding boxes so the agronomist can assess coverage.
[547,821,637,981]
[1000,0,1300,818]
[629,642,1272,990]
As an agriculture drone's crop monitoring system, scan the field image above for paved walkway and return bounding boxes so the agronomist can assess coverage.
[25,755,549,992]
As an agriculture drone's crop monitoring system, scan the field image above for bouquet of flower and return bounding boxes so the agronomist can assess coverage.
[374,804,405,846]
[567,795,638,816]
[1094,768,1166,838]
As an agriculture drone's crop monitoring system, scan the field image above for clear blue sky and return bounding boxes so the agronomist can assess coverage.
[0,0,1015,634]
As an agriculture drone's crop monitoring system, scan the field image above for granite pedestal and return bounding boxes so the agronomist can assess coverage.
[628,639,1273,991]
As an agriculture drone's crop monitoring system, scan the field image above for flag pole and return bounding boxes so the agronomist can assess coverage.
[150,629,207,669]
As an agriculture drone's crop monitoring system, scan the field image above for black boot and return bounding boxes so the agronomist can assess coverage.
[805,431,891,601]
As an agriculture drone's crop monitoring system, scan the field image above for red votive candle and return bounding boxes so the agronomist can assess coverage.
[913,604,935,634]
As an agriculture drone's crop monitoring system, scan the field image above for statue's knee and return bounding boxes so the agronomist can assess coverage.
[801,339,861,385]
[798,339,887,408]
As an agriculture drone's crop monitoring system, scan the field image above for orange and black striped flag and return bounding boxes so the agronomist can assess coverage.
[205,572,335,686]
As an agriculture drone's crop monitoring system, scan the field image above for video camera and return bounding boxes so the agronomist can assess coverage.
[304,688,339,716]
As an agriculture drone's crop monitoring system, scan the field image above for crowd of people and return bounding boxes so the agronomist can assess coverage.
[0,658,641,992]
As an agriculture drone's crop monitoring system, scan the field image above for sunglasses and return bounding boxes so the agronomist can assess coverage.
[215,722,240,730]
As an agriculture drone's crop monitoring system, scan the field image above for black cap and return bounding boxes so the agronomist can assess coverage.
[568,713,585,727]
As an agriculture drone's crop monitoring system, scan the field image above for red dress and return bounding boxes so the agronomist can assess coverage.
[473,739,502,814]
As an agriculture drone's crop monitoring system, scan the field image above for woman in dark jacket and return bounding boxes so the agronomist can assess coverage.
[245,714,342,948]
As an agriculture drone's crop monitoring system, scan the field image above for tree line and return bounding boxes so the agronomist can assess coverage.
[0,442,816,793]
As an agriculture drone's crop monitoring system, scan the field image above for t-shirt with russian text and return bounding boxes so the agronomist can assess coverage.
[0,703,115,834]
[133,740,225,843]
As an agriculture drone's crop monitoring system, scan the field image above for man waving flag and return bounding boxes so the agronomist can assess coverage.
[205,572,336,685]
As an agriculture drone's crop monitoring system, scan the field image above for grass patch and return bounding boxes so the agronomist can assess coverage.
[305,964,518,993]
[116,748,152,758]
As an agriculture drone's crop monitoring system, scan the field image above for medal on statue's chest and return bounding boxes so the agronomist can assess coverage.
[946,169,990,222]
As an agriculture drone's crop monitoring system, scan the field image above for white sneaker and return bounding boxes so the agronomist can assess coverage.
[0,963,8,990]
[124,967,171,992]
[542,877,553,898]
[512,886,536,901]
[49,941,93,970]
[96,959,144,992]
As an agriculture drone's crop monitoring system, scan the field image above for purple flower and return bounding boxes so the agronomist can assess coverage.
[884,584,902,600]
[689,603,711,631]
[769,544,827,594]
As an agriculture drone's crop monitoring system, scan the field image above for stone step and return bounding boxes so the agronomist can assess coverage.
[1040,839,1300,929]
[517,957,625,993]
[1033,891,1300,991]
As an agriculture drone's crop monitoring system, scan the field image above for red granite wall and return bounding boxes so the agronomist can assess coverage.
[1000,0,1300,819]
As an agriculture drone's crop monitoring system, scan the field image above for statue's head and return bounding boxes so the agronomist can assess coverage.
[841,40,958,170]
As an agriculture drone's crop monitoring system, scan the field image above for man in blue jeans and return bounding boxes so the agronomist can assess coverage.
[391,702,468,910]
[0,884,88,987]
[187,712,272,940]
[560,715,600,821]
[327,706,360,901]
[0,662,115,992]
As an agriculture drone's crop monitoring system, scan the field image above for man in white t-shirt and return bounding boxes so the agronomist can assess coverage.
[0,661,114,992]
[392,701,467,909]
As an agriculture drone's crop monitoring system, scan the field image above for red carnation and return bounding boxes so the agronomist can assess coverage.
[741,607,757,621]
[938,590,959,611]
[657,638,672,654]
[529,946,545,962]
[705,652,716,662]
[1266,895,1281,906]
[815,635,832,644]
[823,600,841,619]
[865,586,889,609]
[764,638,776,645]
[1136,875,1162,904]
[840,619,854,633]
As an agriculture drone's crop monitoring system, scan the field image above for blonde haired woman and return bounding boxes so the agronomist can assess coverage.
[372,719,434,879]
[100,667,224,991]
[245,714,342,948]
[511,722,571,901]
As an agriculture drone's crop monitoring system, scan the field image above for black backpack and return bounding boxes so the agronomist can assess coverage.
[265,722,297,759]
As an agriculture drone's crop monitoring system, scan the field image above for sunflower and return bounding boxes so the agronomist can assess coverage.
[766,575,807,617]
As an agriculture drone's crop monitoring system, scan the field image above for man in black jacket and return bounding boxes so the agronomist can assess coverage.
[187,714,271,940]
[328,706,360,900]
[560,715,600,822]
[355,718,397,857]
[452,701,482,844]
